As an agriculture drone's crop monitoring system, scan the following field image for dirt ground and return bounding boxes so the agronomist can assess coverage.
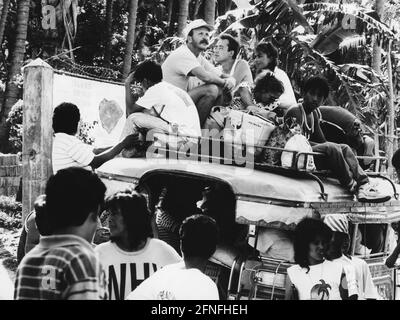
[0,227,20,299]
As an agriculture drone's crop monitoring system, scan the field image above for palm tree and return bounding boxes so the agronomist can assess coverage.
[177,0,189,37]
[204,0,216,25]
[371,0,384,75]
[0,0,11,49]
[104,0,115,67]
[0,0,30,151]
[122,0,139,80]
[317,280,332,300]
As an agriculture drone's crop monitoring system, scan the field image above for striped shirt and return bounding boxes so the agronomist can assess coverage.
[14,235,108,300]
[52,133,94,174]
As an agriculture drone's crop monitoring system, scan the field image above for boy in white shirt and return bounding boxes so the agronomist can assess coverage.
[127,214,219,300]
[95,190,181,300]
[325,214,379,300]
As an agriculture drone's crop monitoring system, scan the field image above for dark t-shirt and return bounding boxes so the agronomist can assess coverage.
[319,106,358,134]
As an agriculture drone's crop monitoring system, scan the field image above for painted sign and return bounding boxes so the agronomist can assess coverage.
[53,73,126,147]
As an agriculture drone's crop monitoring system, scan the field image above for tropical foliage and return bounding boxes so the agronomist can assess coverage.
[0,0,399,151]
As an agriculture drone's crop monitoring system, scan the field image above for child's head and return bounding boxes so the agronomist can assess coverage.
[179,214,218,260]
[105,189,152,248]
[302,77,330,113]
[294,217,332,268]
[45,167,106,237]
[324,214,350,259]
[52,102,81,135]
[132,60,163,90]
[254,42,279,71]
[253,72,284,105]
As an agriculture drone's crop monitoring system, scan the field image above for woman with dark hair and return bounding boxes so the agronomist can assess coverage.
[254,42,297,111]
[95,190,181,300]
[285,217,358,300]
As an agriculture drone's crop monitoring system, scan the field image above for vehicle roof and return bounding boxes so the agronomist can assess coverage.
[97,158,399,207]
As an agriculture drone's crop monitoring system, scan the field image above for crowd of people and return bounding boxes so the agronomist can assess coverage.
[12,18,400,301]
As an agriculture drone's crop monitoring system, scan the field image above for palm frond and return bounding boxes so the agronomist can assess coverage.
[303,3,397,49]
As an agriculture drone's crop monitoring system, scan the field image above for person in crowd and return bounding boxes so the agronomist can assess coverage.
[284,77,391,203]
[213,34,253,103]
[285,217,358,300]
[318,106,375,169]
[20,195,50,262]
[14,167,108,300]
[52,102,138,174]
[324,214,379,300]
[127,214,219,300]
[95,189,182,300]
[386,235,400,269]
[121,60,201,157]
[162,19,236,125]
[392,148,400,180]
[253,42,296,112]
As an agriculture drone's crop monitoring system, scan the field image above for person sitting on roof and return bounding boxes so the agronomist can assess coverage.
[213,34,253,106]
[161,19,236,127]
[284,77,391,203]
[253,42,297,115]
[121,60,202,157]
[318,106,376,170]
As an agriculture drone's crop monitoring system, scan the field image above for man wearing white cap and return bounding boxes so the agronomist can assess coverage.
[162,19,236,126]
[324,214,379,300]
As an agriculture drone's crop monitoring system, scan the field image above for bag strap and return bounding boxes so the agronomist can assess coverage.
[151,104,171,125]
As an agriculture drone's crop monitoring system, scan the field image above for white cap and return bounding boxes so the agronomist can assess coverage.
[324,214,349,234]
[183,19,213,39]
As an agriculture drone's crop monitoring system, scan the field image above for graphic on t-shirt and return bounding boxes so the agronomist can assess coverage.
[108,263,157,300]
[310,279,332,300]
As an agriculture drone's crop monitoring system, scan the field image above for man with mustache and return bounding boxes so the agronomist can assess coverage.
[162,19,236,126]
[284,77,390,203]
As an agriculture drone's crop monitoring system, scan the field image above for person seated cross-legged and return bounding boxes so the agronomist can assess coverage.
[162,19,236,126]
[284,77,390,203]
[121,60,202,157]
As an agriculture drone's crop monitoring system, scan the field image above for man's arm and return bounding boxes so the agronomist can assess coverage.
[92,146,112,155]
[190,66,235,90]
[90,134,139,169]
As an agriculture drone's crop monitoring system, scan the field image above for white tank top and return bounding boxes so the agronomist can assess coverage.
[287,260,343,300]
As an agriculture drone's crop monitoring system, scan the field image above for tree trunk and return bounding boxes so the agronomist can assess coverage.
[0,0,30,152]
[193,0,203,19]
[371,0,384,75]
[122,0,139,80]
[167,0,175,35]
[104,0,114,67]
[0,0,11,47]
[177,0,190,37]
[204,0,216,25]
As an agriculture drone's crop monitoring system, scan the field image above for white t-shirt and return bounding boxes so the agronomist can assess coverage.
[248,228,294,262]
[126,261,219,300]
[334,255,379,300]
[95,239,181,300]
[287,260,357,300]
[51,132,94,174]
[162,45,220,91]
[136,81,201,137]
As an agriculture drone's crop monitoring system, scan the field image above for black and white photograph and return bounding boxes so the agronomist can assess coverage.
[0,0,400,312]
